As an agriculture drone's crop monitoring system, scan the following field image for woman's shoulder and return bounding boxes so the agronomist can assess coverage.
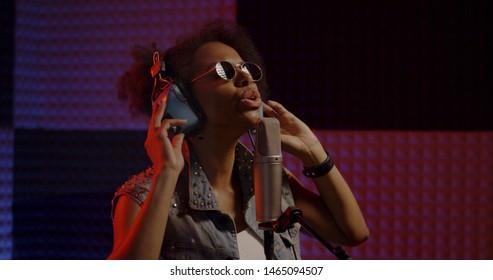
[113,167,154,207]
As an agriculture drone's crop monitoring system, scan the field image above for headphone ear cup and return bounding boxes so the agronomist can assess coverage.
[172,79,206,121]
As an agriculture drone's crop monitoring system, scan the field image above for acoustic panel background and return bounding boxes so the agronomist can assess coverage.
[13,130,150,259]
[0,129,13,259]
[14,0,236,131]
[283,131,493,259]
[0,0,14,259]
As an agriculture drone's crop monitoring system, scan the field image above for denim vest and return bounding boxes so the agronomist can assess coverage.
[112,142,301,260]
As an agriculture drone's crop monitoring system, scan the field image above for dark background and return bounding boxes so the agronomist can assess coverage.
[238,1,491,130]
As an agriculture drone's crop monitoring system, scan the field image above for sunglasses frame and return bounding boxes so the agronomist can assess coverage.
[191,61,262,83]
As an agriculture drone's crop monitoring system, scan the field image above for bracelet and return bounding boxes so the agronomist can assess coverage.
[302,151,334,178]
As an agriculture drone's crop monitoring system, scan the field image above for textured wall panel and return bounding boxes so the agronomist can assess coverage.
[13,130,149,201]
[0,129,13,259]
[13,130,149,259]
[282,131,493,259]
[14,0,236,130]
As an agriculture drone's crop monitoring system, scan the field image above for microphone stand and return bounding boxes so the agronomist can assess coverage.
[259,222,275,260]
[273,206,351,260]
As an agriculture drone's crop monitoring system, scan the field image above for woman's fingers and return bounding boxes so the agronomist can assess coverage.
[157,119,188,139]
[265,100,289,116]
[262,101,280,118]
[148,98,188,138]
[172,133,185,151]
[148,98,166,135]
[154,99,167,129]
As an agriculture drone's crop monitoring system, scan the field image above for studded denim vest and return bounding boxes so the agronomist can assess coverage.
[112,142,301,260]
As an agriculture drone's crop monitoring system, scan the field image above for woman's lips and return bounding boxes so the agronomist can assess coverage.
[240,90,262,109]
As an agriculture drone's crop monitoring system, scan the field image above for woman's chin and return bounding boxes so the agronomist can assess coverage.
[243,111,262,126]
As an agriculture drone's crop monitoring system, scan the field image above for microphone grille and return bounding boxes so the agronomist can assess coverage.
[256,118,281,156]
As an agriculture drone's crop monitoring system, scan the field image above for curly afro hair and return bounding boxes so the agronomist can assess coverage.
[118,19,270,118]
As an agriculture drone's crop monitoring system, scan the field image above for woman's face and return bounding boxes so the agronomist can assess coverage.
[190,41,262,137]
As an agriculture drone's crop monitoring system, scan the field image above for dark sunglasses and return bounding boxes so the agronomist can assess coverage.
[191,61,263,82]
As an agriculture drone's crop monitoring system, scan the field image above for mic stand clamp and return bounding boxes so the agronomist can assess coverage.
[272,206,351,260]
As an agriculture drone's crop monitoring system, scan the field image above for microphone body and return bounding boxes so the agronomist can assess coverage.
[254,117,282,230]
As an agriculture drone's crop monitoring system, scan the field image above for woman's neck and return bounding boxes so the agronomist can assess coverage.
[189,131,240,191]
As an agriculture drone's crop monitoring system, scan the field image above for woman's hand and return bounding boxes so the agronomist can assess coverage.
[144,99,187,173]
[263,100,326,166]
[264,101,370,246]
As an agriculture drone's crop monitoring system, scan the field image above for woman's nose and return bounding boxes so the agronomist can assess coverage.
[234,68,253,87]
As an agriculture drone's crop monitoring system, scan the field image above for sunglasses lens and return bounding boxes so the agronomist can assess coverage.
[216,61,236,80]
[242,63,262,81]
[215,61,263,81]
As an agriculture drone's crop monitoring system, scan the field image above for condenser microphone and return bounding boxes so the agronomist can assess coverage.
[254,117,282,230]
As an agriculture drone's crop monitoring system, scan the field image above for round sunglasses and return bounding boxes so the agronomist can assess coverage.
[191,61,263,82]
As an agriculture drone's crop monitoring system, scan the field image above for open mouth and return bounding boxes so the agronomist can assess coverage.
[245,95,259,101]
[240,90,262,109]
[241,88,260,101]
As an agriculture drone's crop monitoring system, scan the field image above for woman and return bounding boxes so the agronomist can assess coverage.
[109,20,368,260]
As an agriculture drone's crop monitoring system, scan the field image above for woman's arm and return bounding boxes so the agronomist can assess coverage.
[109,170,180,259]
[264,100,369,246]
[108,100,187,259]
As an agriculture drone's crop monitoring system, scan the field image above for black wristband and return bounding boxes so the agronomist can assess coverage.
[302,152,334,178]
